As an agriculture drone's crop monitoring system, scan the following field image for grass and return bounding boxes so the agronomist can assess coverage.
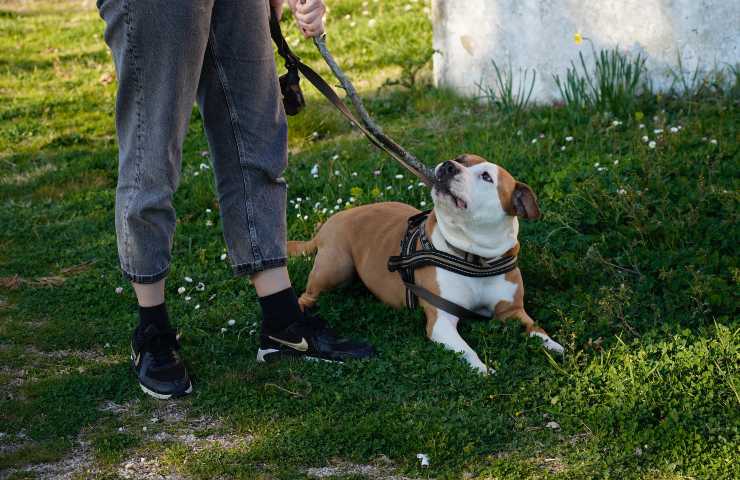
[1,0,738,478]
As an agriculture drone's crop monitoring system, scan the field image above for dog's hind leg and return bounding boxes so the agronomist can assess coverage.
[298,247,356,310]
[425,308,490,375]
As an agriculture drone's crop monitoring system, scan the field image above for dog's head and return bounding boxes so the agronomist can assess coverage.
[431,154,540,253]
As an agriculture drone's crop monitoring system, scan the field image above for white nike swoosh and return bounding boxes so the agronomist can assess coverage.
[131,344,141,367]
[268,335,309,352]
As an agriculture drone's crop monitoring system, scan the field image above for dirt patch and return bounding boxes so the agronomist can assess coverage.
[306,457,422,480]
[118,455,185,480]
[2,438,94,480]
[535,456,568,474]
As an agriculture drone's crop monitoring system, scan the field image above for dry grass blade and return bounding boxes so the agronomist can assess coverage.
[0,261,95,289]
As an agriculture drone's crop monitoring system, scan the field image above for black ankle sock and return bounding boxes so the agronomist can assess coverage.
[259,287,303,333]
[138,303,171,331]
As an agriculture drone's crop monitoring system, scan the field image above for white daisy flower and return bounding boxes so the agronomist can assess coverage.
[185,276,193,283]
[205,208,212,213]
[220,253,227,261]
[196,282,205,291]
[368,19,377,27]
[227,319,236,326]
[199,163,210,170]
[177,286,186,294]
[648,141,656,149]
[653,128,663,134]
[205,220,213,227]
[220,327,227,333]
[565,136,573,142]
[115,287,123,294]
[185,296,191,301]
[395,174,403,179]
[641,136,649,143]
[710,139,717,145]
[194,304,200,310]
[310,164,319,177]
[420,201,426,206]
[670,127,678,133]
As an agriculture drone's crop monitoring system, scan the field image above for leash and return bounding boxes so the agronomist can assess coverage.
[388,211,518,321]
[268,8,435,186]
[270,13,510,321]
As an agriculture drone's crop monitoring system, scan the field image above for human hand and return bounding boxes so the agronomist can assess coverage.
[270,0,285,20]
[287,0,326,38]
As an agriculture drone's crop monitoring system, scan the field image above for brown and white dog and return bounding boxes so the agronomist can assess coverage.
[288,154,563,374]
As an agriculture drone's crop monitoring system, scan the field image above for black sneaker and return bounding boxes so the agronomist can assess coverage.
[257,309,375,363]
[131,323,192,399]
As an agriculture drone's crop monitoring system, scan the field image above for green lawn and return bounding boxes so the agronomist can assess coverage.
[1,1,738,479]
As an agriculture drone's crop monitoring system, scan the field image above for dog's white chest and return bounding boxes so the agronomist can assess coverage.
[430,229,518,314]
[435,267,517,314]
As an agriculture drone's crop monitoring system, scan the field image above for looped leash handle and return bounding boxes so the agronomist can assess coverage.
[269,8,306,115]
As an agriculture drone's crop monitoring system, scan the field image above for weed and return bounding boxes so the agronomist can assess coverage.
[478,59,536,117]
[554,46,647,119]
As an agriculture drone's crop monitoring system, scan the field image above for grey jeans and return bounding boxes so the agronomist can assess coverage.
[98,0,288,283]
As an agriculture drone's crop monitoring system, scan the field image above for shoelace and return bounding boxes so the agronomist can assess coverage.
[139,325,181,366]
[302,311,339,339]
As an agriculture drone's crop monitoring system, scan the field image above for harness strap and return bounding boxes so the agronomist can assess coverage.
[388,211,518,321]
[388,251,518,278]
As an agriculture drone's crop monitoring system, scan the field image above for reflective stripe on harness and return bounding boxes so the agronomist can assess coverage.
[387,211,518,321]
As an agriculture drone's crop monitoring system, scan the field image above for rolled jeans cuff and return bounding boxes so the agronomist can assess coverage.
[232,257,287,277]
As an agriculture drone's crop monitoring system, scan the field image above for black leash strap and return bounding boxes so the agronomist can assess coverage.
[403,282,490,321]
[268,9,422,175]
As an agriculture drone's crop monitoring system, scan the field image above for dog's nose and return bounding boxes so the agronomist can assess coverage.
[437,161,459,181]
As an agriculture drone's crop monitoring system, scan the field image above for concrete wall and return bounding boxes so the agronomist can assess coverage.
[432,0,740,103]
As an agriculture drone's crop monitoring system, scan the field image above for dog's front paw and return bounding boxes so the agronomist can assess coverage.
[529,331,565,355]
[469,360,494,376]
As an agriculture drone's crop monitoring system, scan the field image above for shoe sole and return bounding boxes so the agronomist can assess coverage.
[256,348,341,364]
[139,381,193,400]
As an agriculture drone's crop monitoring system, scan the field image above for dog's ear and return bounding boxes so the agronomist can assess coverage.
[512,182,541,219]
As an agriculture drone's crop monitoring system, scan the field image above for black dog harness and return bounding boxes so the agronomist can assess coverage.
[388,211,518,321]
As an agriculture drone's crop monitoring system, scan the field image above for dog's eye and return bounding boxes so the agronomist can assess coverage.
[481,171,493,183]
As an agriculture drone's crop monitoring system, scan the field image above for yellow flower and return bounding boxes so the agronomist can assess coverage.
[350,186,364,197]
[370,187,381,198]
[574,32,583,45]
